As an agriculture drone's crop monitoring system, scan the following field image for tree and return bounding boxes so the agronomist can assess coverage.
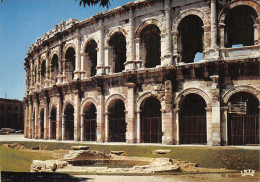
[77,0,112,8]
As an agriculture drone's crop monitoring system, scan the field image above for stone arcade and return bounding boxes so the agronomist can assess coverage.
[24,0,260,146]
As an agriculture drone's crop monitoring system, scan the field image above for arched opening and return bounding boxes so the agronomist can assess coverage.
[224,5,257,48]
[65,47,75,81]
[51,54,59,82]
[140,97,162,143]
[85,40,97,76]
[108,100,126,142]
[40,109,44,139]
[178,15,204,63]
[179,94,207,144]
[40,60,46,83]
[32,110,35,138]
[64,104,74,140]
[83,103,97,141]
[108,32,126,73]
[227,92,259,145]
[140,24,161,68]
[50,108,56,140]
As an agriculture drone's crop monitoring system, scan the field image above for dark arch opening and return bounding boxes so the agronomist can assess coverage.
[50,108,56,140]
[178,15,204,63]
[140,97,162,143]
[141,24,161,68]
[85,40,97,76]
[84,103,97,141]
[65,47,75,80]
[179,94,207,144]
[108,99,126,142]
[108,32,126,73]
[64,104,74,140]
[41,60,46,80]
[224,5,257,48]
[51,54,59,82]
[40,109,44,139]
[228,92,259,145]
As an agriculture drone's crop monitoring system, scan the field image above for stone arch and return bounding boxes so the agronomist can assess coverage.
[40,54,46,64]
[174,88,211,108]
[222,85,260,104]
[136,19,166,38]
[62,100,74,114]
[49,103,57,113]
[82,38,98,54]
[218,0,260,23]
[172,9,210,32]
[49,51,59,65]
[105,94,126,113]
[137,92,164,111]
[105,27,128,46]
[63,43,76,58]
[81,97,97,114]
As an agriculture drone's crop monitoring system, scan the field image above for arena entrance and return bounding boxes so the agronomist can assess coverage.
[179,94,207,144]
[50,108,56,140]
[40,109,44,139]
[84,103,97,141]
[108,100,126,142]
[140,97,162,143]
[228,92,259,145]
[64,104,74,140]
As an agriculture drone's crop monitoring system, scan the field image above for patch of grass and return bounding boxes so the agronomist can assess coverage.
[0,142,259,172]
[0,146,53,172]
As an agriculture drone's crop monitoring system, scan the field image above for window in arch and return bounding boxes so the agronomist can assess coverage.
[178,15,204,63]
[224,5,257,48]
[51,54,59,81]
[140,24,161,68]
[108,32,126,73]
[85,40,97,76]
[65,47,75,80]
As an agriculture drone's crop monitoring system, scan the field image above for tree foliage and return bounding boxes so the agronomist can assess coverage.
[77,0,112,8]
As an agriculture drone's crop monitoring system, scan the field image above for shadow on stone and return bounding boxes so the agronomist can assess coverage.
[1,171,91,182]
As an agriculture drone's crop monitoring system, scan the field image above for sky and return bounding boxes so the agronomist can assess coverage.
[0,0,131,100]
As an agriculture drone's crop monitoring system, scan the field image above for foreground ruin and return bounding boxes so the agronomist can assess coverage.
[23,0,260,146]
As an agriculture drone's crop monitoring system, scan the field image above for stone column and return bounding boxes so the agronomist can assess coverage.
[56,93,62,140]
[74,32,81,79]
[28,101,32,138]
[172,31,181,64]
[202,25,211,56]
[80,53,87,79]
[254,18,260,44]
[33,100,39,139]
[61,114,65,140]
[206,107,213,146]
[48,115,52,139]
[219,23,225,48]
[135,38,142,69]
[161,0,172,66]
[57,44,63,85]
[125,9,135,70]
[80,114,84,141]
[104,112,109,142]
[104,46,112,74]
[211,0,217,48]
[173,108,179,145]
[62,59,67,84]
[210,75,220,145]
[96,19,104,75]
[161,108,173,144]
[44,98,49,139]
[136,110,141,143]
[96,92,104,142]
[74,90,80,141]
[126,83,135,143]
[221,106,228,146]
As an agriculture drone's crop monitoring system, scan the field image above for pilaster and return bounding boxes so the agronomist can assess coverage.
[97,19,104,75]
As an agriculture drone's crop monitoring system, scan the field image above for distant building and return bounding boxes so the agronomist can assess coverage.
[0,98,24,130]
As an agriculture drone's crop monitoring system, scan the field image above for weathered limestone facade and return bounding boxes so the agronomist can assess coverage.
[24,0,260,146]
